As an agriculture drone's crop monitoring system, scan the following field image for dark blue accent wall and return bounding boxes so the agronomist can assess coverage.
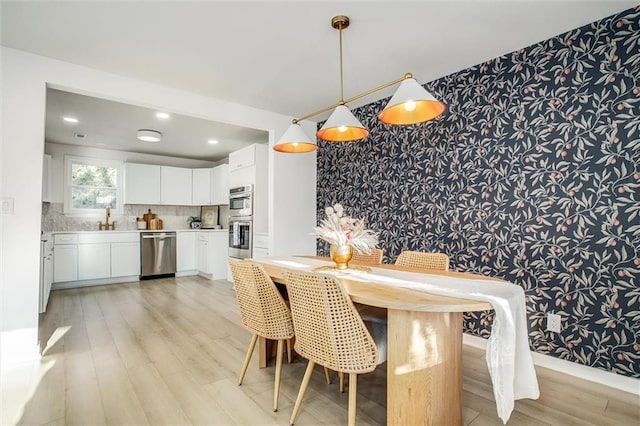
[317,6,640,377]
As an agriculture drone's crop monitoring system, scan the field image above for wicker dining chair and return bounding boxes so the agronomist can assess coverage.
[351,248,384,265]
[284,270,387,426]
[228,260,295,412]
[395,250,450,271]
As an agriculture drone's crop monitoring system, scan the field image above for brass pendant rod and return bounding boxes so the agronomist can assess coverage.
[339,21,344,102]
[292,73,413,124]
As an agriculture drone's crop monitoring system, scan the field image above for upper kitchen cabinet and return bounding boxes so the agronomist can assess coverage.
[124,163,161,204]
[161,166,193,205]
[211,164,229,205]
[229,144,256,172]
[229,144,267,188]
[124,163,193,205]
[193,164,229,206]
[192,168,213,205]
[229,143,268,233]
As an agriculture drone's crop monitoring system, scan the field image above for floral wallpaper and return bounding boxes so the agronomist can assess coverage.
[316,6,640,377]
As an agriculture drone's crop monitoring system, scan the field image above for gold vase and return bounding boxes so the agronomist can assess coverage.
[330,245,353,270]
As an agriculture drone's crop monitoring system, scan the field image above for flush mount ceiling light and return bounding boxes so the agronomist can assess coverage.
[137,129,162,142]
[273,15,446,154]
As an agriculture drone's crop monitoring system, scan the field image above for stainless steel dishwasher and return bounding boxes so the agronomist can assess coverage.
[140,231,177,279]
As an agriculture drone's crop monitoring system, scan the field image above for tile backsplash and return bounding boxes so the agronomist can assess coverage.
[42,203,228,232]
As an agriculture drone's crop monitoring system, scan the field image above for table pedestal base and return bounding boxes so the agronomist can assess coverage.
[387,310,463,426]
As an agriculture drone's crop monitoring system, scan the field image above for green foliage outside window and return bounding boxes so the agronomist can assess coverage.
[71,164,118,210]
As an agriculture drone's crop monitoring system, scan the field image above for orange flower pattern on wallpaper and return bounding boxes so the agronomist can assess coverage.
[317,6,639,377]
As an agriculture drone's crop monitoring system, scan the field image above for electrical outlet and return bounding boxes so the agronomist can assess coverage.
[547,313,561,332]
[128,215,137,223]
[1,197,14,215]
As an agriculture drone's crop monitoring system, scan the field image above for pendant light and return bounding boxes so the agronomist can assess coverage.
[273,15,446,153]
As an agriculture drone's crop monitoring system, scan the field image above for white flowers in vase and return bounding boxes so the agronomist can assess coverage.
[314,203,379,253]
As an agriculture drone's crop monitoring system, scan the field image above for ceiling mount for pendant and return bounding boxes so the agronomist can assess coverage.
[273,15,446,154]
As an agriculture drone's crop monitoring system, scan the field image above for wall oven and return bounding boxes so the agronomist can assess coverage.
[229,218,252,259]
[229,185,253,218]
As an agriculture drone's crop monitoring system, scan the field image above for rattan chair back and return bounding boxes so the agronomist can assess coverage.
[284,270,379,374]
[352,248,384,265]
[229,260,294,340]
[395,251,450,271]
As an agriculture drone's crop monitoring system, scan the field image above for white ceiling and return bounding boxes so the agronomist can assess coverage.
[44,88,269,161]
[2,1,636,160]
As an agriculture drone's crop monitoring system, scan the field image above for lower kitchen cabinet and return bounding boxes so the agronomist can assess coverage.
[53,232,140,287]
[177,231,197,272]
[197,231,227,279]
[53,244,78,283]
[78,243,111,280]
[111,242,141,277]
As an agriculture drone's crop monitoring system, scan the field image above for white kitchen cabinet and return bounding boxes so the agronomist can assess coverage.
[177,231,197,272]
[111,242,140,277]
[40,239,53,313]
[229,145,256,171]
[78,243,111,280]
[192,168,213,205]
[197,231,227,279]
[197,233,212,275]
[211,164,229,205]
[161,166,192,205]
[252,233,269,259]
[228,144,268,234]
[53,244,78,282]
[53,232,140,286]
[124,163,161,204]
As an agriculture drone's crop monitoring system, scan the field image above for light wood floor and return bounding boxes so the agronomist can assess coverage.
[4,276,639,425]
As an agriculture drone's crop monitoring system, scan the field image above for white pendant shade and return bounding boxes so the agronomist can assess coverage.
[273,123,317,153]
[378,78,446,125]
[316,105,369,142]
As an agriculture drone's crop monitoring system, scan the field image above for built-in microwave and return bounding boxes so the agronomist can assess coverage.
[229,185,253,218]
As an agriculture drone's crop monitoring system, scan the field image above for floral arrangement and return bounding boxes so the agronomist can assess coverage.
[314,203,379,253]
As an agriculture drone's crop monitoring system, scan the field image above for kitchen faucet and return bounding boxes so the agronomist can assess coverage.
[98,207,116,230]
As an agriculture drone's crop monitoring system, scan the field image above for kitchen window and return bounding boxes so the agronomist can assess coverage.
[64,156,123,215]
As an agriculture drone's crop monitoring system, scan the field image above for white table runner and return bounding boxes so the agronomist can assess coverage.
[260,256,540,423]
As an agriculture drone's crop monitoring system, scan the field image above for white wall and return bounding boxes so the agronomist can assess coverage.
[0,47,317,365]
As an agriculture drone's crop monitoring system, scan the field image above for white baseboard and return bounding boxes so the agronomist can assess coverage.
[463,334,640,395]
[51,275,139,290]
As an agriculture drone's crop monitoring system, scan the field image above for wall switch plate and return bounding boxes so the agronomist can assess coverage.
[1,197,14,215]
[547,313,561,332]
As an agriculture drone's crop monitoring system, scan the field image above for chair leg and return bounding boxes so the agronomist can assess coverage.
[339,372,345,393]
[348,373,357,426]
[289,360,315,426]
[323,367,332,384]
[273,339,284,412]
[239,334,258,385]
[286,338,292,364]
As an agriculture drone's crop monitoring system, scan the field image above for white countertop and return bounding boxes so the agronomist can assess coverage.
[51,229,227,234]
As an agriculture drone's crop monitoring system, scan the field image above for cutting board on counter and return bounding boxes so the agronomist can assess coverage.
[149,218,163,230]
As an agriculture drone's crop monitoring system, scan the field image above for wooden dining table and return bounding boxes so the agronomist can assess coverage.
[252,257,495,426]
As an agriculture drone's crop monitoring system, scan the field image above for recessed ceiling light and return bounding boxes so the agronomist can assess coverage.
[208,139,219,145]
[156,112,170,119]
[63,117,78,123]
[137,129,162,142]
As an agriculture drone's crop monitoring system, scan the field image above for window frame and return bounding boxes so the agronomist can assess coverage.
[63,155,124,215]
